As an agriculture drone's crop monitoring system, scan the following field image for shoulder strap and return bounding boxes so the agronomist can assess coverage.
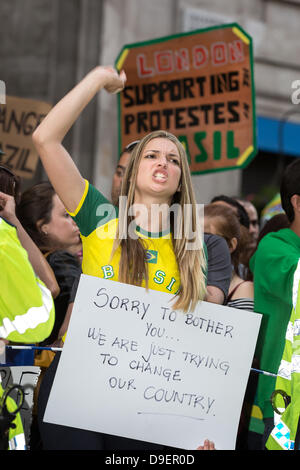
[227,281,247,302]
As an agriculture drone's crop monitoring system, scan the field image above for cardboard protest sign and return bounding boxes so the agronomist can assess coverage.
[44,275,261,450]
[0,81,5,105]
[0,96,52,179]
[116,23,257,175]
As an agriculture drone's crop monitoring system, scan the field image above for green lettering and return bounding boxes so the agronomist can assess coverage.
[194,131,207,162]
[227,130,239,159]
[213,131,222,160]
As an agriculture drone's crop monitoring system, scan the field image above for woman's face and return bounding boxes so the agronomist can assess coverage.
[134,137,182,204]
[42,194,80,249]
[204,216,237,253]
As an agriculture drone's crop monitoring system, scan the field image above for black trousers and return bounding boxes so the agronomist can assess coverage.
[38,352,165,451]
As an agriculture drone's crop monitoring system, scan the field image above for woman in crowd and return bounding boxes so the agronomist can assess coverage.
[16,182,82,347]
[0,169,56,450]
[204,203,254,309]
[0,165,59,300]
[16,182,82,449]
[31,65,208,450]
[0,165,59,369]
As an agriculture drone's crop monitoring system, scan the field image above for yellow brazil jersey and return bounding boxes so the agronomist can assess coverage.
[68,180,181,295]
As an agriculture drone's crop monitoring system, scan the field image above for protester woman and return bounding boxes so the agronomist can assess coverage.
[15,182,82,449]
[0,165,59,370]
[204,203,254,310]
[17,182,82,347]
[32,65,207,450]
[0,169,56,450]
[0,165,59,300]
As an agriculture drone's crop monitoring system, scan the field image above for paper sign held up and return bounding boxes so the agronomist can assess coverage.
[44,275,261,450]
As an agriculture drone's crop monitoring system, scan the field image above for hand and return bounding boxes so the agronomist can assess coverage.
[197,439,215,450]
[0,192,17,224]
[98,66,127,94]
[50,338,64,349]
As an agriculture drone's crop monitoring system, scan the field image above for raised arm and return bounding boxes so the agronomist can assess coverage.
[32,66,126,213]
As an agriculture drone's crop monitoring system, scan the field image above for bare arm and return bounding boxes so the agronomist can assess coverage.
[0,192,60,298]
[230,280,254,300]
[51,301,74,348]
[205,285,225,304]
[32,66,126,213]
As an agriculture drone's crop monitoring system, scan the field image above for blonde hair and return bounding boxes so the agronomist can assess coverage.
[111,130,206,312]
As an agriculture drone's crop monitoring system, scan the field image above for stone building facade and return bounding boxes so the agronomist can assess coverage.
[0,0,299,205]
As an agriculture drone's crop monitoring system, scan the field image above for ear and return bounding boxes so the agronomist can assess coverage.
[290,194,300,216]
[229,237,238,253]
[37,219,48,235]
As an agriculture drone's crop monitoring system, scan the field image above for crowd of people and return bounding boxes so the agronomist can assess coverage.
[0,65,299,451]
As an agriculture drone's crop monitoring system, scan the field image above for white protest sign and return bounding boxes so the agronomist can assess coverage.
[44,275,261,450]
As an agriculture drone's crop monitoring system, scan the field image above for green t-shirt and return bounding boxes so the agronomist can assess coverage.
[250,228,300,421]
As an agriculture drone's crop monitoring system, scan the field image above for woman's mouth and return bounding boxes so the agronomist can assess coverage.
[153,170,168,182]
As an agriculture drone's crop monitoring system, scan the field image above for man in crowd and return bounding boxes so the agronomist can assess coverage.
[111,141,138,207]
[237,199,259,252]
[249,159,300,449]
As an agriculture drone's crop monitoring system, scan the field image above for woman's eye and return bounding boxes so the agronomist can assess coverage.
[145,153,156,159]
[170,158,180,165]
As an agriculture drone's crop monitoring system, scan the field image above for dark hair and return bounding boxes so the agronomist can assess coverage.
[121,140,140,155]
[280,159,300,223]
[16,182,55,252]
[258,213,290,244]
[210,195,250,229]
[0,165,21,203]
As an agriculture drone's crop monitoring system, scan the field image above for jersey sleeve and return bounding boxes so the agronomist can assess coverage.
[68,179,118,237]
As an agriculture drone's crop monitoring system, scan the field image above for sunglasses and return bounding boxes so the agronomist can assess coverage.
[124,140,140,152]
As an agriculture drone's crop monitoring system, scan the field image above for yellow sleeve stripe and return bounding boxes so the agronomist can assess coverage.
[67,179,89,217]
[250,405,263,420]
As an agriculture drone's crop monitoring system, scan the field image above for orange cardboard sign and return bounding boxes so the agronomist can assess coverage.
[0,96,52,179]
[116,23,256,174]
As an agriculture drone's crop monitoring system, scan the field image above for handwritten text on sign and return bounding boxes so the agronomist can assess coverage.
[44,275,261,450]
[0,96,52,179]
[116,23,256,174]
